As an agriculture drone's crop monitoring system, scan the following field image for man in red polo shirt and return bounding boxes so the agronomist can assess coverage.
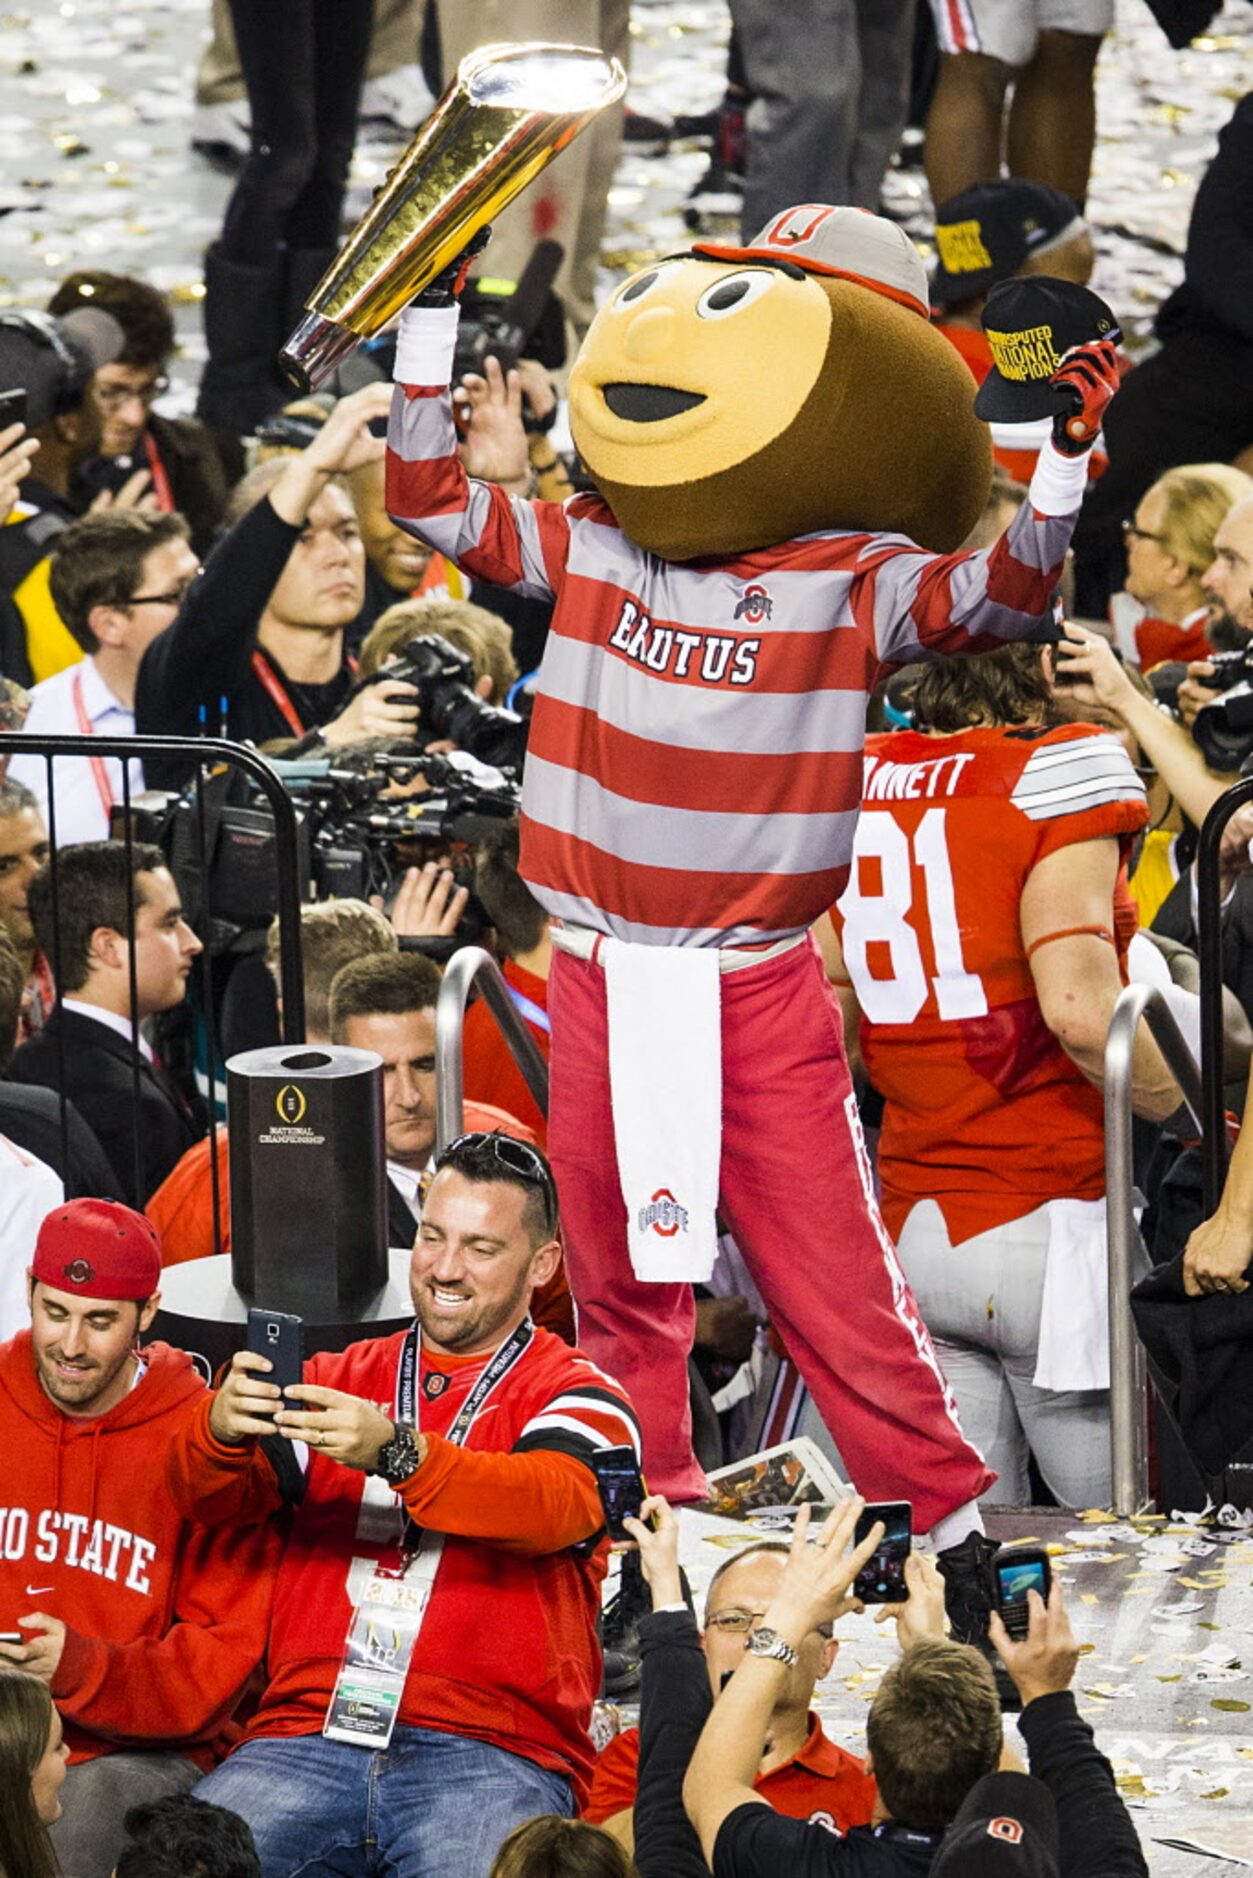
[585,1523,875,1851]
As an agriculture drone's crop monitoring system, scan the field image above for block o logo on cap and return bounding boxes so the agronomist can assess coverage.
[62,1259,96,1287]
[988,1819,1024,1845]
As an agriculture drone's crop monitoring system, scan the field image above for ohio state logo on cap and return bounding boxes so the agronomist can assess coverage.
[988,1819,1024,1844]
[62,1259,96,1287]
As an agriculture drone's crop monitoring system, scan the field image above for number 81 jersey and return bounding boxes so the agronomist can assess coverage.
[831,722,1148,1245]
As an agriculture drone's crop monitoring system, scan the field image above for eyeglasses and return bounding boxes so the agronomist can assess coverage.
[437,1130,559,1236]
[97,374,169,413]
[706,1607,833,1640]
[126,570,201,610]
[1121,517,1165,545]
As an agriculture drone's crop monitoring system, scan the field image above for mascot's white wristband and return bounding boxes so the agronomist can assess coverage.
[394,305,459,386]
[1027,441,1089,518]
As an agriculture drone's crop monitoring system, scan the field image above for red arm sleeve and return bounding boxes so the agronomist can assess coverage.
[164,1391,286,1528]
[397,1436,603,1556]
[51,1517,279,1748]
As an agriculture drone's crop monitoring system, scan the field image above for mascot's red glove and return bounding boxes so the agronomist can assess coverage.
[1049,338,1120,457]
[413,224,494,308]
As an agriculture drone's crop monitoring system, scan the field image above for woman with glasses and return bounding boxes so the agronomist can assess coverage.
[1110,462,1253,671]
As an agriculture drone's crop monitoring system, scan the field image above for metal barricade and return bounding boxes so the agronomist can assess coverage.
[434,945,549,1151]
[0,732,305,1247]
[1104,983,1205,1515]
[1196,775,1253,1210]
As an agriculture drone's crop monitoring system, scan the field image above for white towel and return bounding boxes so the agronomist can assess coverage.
[1033,1197,1110,1392]
[603,939,722,1283]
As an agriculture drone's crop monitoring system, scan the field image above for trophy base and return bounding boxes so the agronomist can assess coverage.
[278,311,362,394]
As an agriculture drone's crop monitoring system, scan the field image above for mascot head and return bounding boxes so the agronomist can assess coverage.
[569,204,991,561]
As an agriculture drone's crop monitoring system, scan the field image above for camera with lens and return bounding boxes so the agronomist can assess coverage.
[365,634,529,774]
[1191,642,1253,772]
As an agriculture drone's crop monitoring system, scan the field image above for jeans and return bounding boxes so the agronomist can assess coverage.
[51,1750,200,1878]
[193,1727,574,1877]
[895,1199,1111,1508]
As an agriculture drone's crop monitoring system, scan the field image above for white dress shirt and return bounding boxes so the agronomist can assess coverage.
[387,1159,424,1222]
[8,657,144,847]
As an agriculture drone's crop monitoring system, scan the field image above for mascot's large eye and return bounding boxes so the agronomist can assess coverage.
[615,267,672,307]
[696,271,775,321]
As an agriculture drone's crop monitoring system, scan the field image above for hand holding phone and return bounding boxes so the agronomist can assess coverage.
[852,1501,912,1603]
[993,1547,1051,1640]
[592,1446,647,1544]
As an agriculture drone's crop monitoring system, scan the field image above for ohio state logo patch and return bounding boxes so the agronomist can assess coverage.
[638,1189,688,1238]
[423,1371,450,1400]
[62,1259,95,1286]
[733,583,773,624]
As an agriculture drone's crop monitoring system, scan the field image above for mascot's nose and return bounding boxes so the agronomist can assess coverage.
[622,306,677,363]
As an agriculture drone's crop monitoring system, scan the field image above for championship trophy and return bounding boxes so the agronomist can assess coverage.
[279,42,627,393]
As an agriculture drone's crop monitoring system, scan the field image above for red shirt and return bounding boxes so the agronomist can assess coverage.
[585,1711,876,1833]
[461,958,550,1145]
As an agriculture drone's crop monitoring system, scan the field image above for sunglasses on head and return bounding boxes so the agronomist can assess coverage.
[437,1130,558,1236]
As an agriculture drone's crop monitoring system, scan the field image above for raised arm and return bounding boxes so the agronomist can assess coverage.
[385,301,568,602]
[864,342,1121,666]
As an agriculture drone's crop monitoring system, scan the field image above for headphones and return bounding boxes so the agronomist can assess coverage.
[0,309,92,416]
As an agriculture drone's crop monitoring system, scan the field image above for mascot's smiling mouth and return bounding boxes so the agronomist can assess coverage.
[602,382,706,423]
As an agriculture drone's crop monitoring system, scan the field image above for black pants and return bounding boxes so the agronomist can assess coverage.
[221,0,374,263]
[1072,324,1253,619]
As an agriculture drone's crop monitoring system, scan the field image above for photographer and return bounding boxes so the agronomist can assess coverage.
[133,383,427,787]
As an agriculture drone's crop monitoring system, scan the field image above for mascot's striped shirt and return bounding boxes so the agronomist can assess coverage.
[386,319,1080,949]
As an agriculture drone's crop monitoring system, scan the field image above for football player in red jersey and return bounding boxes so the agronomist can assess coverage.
[827,639,1179,1507]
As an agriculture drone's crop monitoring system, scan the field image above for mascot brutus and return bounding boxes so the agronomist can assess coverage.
[385,204,1119,1556]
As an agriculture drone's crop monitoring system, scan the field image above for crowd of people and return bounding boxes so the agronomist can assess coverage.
[0,1,1251,1875]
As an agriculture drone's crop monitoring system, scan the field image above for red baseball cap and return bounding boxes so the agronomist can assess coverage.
[691,203,930,320]
[32,1199,163,1302]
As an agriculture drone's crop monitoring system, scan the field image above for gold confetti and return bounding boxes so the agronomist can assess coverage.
[1211,1699,1251,1713]
[1201,1788,1230,1799]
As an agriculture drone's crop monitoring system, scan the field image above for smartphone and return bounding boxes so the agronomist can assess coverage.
[0,387,26,430]
[852,1500,912,1603]
[245,1308,304,1416]
[994,1547,1052,1640]
[592,1445,647,1542]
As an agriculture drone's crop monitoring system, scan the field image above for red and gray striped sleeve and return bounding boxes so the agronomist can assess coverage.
[384,304,570,603]
[852,442,1089,666]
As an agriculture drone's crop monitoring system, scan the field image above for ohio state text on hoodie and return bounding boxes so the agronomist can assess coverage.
[0,1333,280,1765]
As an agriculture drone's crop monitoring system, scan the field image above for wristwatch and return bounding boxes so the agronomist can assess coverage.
[745,1627,799,1668]
[373,1422,422,1487]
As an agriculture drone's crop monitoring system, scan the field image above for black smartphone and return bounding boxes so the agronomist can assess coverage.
[592,1445,646,1542]
[245,1308,304,1416]
[0,387,26,430]
[853,1500,912,1603]
[994,1547,1052,1640]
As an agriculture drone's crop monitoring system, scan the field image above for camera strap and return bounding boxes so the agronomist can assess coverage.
[324,1317,533,1750]
[71,668,117,821]
[250,649,361,738]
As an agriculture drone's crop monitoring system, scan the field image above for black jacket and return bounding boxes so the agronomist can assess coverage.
[1131,1250,1253,1474]
[1156,92,1253,348]
[8,1006,201,1206]
[0,1080,122,1200]
[134,495,354,790]
[1016,1693,1147,1878]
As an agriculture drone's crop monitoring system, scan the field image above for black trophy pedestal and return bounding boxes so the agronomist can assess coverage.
[152,1248,415,1380]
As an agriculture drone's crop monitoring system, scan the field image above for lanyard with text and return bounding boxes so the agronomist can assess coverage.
[324,1318,533,1749]
[71,669,117,824]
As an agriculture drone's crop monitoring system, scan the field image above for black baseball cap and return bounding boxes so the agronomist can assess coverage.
[931,180,1087,306]
[974,277,1121,424]
[932,1773,1060,1878]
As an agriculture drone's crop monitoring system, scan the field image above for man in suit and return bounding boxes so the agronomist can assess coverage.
[9,840,203,1205]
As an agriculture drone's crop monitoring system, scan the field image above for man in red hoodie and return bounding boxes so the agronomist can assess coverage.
[0,1200,279,1878]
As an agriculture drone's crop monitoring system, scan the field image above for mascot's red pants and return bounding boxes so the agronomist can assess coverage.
[547,937,995,1531]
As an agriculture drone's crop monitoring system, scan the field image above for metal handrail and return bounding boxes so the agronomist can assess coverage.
[434,945,549,1151]
[1196,776,1253,1209]
[1104,983,1205,1514]
[0,732,307,1039]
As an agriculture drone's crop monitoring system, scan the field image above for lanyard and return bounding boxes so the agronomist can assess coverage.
[142,430,174,512]
[248,649,362,739]
[507,985,551,1035]
[71,668,117,822]
[396,1316,533,1436]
